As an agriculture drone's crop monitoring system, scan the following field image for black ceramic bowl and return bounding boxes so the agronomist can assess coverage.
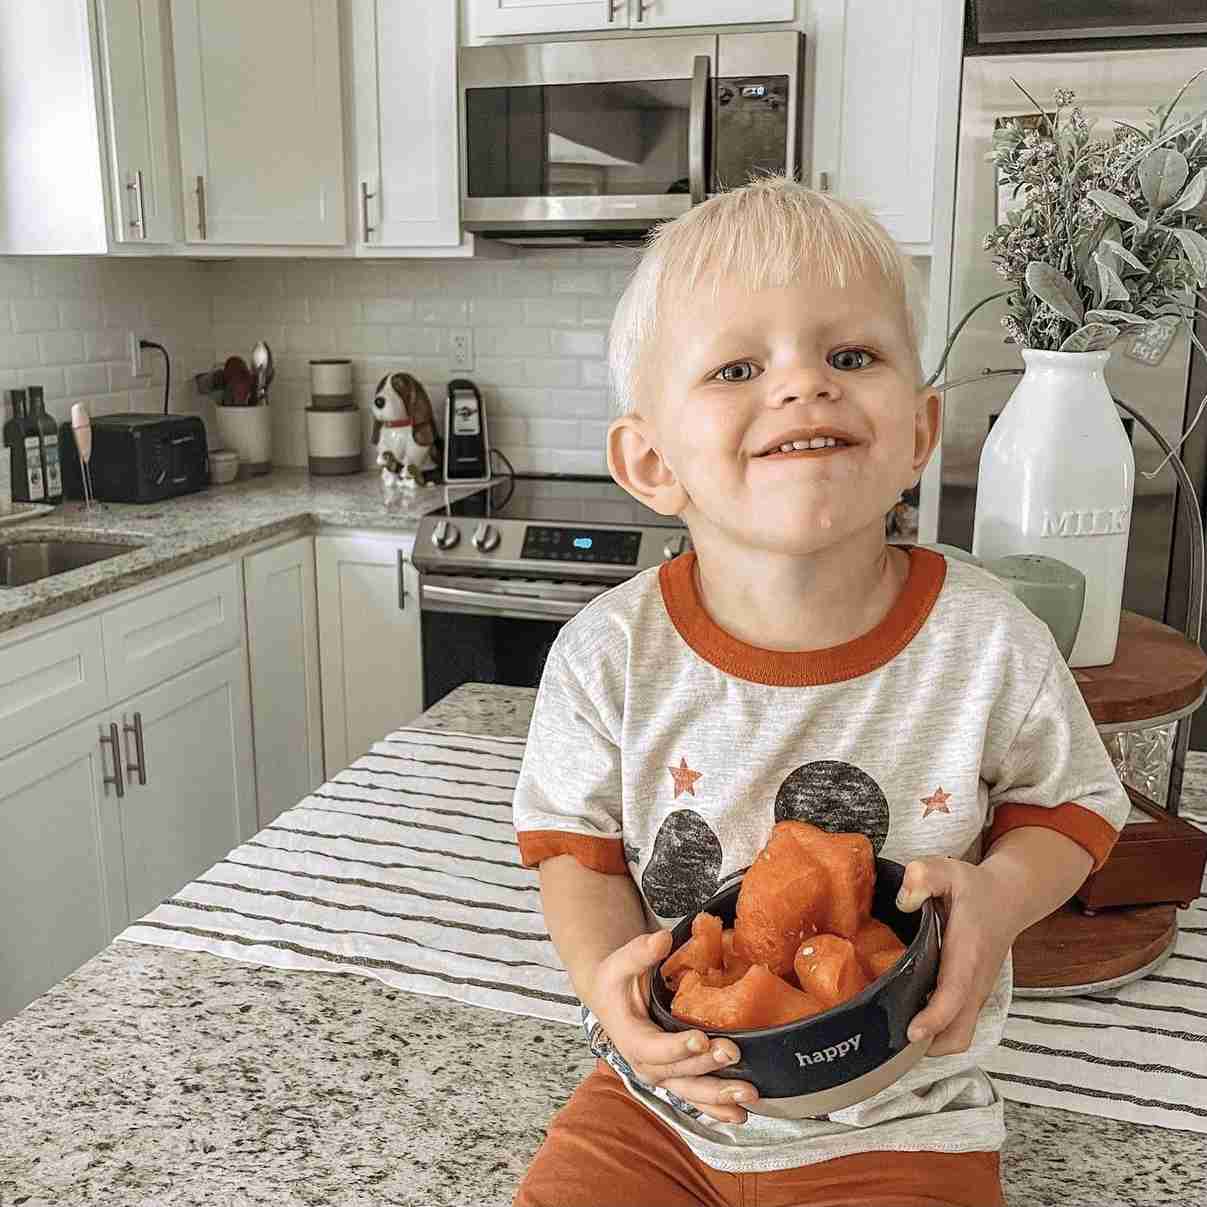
[649,857,940,1119]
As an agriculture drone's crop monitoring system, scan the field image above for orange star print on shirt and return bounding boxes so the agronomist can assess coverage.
[669,757,703,798]
[921,787,952,818]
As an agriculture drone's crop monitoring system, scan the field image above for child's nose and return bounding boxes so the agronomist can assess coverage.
[766,362,841,407]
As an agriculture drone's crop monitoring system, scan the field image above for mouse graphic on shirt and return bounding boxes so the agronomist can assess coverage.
[637,759,895,919]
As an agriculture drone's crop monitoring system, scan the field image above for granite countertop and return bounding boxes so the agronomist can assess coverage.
[0,468,487,635]
[1,684,1204,1207]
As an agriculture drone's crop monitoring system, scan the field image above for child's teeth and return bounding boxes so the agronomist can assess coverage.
[781,443,796,452]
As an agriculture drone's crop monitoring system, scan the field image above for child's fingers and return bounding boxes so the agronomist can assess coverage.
[601,929,672,988]
[896,856,958,913]
[625,1019,738,1075]
[660,1073,759,1116]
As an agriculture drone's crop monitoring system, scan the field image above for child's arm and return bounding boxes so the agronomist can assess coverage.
[540,853,758,1124]
[894,828,1093,1055]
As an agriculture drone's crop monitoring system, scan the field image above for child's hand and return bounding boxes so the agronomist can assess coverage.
[894,857,1018,1057]
[585,929,758,1123]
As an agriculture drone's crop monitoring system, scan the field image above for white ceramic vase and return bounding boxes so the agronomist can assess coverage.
[971,348,1134,668]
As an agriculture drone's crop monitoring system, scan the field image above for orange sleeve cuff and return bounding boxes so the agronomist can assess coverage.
[986,801,1121,873]
[517,830,629,875]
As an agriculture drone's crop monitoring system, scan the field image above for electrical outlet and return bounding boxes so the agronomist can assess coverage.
[450,328,473,372]
[128,332,150,379]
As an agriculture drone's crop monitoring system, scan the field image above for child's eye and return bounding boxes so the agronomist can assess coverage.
[713,361,761,383]
[829,348,875,371]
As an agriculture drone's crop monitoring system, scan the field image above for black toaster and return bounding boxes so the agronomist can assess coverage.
[59,413,209,503]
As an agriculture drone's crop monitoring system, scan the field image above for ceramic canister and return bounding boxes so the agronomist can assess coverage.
[306,406,362,475]
[310,359,353,410]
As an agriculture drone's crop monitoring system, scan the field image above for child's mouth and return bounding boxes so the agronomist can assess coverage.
[756,437,853,460]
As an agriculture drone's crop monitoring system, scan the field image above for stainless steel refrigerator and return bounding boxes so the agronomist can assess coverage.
[940,44,1207,747]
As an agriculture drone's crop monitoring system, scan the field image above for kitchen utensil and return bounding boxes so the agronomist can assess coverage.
[70,402,94,512]
[209,449,240,485]
[648,858,940,1119]
[223,356,253,406]
[251,341,272,404]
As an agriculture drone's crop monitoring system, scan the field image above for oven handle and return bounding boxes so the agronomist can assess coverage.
[689,54,710,205]
[420,581,607,621]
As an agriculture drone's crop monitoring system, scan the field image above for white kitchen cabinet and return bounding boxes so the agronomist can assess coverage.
[348,0,460,248]
[117,647,257,920]
[635,1,794,28]
[470,0,620,37]
[817,0,953,250]
[0,716,128,1022]
[96,0,180,244]
[469,0,792,36]
[243,537,324,827]
[171,0,346,245]
[316,534,423,778]
[0,0,178,253]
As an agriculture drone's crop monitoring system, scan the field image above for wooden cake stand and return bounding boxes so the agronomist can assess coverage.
[1012,610,1207,995]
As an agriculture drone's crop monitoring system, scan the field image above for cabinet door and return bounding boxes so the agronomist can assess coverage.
[119,647,257,920]
[350,0,459,247]
[837,0,945,247]
[636,1,794,27]
[96,0,179,243]
[315,535,423,777]
[243,537,323,827]
[0,717,128,1022]
[471,0,620,37]
[0,0,109,253]
[171,0,346,244]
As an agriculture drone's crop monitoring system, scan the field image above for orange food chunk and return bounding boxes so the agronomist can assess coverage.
[853,917,907,981]
[660,912,723,992]
[733,821,874,974]
[671,964,825,1030]
[793,934,871,1011]
[721,928,753,982]
[787,823,875,940]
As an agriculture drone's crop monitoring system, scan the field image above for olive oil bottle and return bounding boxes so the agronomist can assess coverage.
[27,386,62,504]
[4,388,45,503]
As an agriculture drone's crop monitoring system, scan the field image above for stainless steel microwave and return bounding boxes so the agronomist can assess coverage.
[459,31,804,244]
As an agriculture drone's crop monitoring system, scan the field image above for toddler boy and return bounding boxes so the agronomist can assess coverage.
[511,177,1129,1206]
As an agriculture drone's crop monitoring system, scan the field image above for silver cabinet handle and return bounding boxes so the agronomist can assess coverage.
[123,711,147,786]
[421,581,606,621]
[397,550,408,610]
[126,169,146,238]
[635,0,649,22]
[100,723,124,798]
[607,0,619,21]
[195,174,207,239]
[689,54,710,205]
[361,180,376,241]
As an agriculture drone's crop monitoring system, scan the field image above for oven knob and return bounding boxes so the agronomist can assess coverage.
[431,520,460,550]
[663,534,690,560]
[472,522,500,553]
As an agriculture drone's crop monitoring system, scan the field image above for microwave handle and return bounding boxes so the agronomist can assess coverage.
[689,54,710,205]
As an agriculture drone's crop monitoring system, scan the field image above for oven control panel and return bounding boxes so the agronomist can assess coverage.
[521,525,642,565]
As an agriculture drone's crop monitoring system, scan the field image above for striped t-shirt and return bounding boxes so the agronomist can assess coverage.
[512,545,1129,1174]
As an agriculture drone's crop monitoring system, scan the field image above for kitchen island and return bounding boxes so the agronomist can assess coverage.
[1,684,1203,1207]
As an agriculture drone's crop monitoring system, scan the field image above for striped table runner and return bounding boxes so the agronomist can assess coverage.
[119,727,1207,1134]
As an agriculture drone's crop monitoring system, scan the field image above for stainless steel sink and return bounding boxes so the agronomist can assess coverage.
[0,539,140,587]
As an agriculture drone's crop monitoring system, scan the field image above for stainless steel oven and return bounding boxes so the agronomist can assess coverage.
[411,475,689,707]
[459,31,804,244]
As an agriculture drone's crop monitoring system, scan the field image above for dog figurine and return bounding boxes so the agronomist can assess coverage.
[371,372,437,495]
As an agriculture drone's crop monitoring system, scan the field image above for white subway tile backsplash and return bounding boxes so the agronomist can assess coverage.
[476,327,549,356]
[39,331,86,365]
[66,363,111,396]
[363,298,415,325]
[417,297,469,325]
[524,359,580,387]
[550,330,605,357]
[551,269,608,296]
[13,299,61,333]
[0,333,40,368]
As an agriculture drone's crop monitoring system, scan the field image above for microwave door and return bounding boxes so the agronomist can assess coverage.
[461,35,714,233]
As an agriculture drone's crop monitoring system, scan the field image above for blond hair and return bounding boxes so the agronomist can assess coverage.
[607,175,924,415]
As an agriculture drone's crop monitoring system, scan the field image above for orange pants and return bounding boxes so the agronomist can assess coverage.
[514,1062,1005,1207]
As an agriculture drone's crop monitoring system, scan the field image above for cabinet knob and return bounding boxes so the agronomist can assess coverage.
[472,522,500,552]
[432,520,460,550]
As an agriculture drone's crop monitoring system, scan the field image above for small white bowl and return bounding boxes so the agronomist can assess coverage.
[209,449,240,485]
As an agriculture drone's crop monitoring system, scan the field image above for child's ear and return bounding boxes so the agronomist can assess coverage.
[910,388,942,484]
[607,413,689,517]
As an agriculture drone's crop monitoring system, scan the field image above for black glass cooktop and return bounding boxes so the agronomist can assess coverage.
[445,474,683,528]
